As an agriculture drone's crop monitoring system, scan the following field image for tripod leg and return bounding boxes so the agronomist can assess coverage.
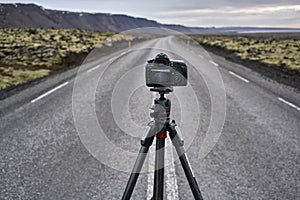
[153,135,166,200]
[168,121,204,200]
[122,123,156,200]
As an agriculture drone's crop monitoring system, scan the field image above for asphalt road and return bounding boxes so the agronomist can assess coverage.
[0,36,299,200]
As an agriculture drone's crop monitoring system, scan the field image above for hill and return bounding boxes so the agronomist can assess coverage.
[2,3,299,34]
[0,3,204,33]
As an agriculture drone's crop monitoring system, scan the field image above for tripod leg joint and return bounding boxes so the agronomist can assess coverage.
[168,120,184,147]
[141,122,156,147]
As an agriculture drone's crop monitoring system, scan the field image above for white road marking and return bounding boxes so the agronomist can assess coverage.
[229,71,250,83]
[31,82,69,103]
[147,140,179,200]
[278,97,300,111]
[87,65,100,73]
[198,54,204,58]
[147,143,155,200]
[120,52,127,56]
[209,60,219,66]
[165,139,179,200]
[147,93,156,200]
[109,57,116,62]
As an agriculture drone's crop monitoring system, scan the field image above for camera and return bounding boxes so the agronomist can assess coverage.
[145,53,188,87]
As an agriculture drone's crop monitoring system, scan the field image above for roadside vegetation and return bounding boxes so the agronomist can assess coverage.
[1,28,299,91]
[192,34,300,72]
[0,28,150,90]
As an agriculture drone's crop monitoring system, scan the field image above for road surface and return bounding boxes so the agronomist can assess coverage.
[1,36,299,200]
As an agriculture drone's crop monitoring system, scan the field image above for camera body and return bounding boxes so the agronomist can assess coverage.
[145,53,188,87]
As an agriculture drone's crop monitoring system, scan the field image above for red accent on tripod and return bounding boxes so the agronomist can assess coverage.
[156,131,167,139]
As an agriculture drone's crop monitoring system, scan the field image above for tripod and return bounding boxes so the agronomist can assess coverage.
[122,87,203,200]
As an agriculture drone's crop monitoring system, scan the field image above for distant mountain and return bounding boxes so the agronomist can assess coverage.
[0,3,202,33]
[0,3,299,34]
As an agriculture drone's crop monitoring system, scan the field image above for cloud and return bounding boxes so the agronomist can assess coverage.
[151,0,300,10]
[1,0,300,27]
[145,5,300,27]
[154,5,300,16]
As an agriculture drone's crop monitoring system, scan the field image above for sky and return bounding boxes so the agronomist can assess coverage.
[2,0,300,28]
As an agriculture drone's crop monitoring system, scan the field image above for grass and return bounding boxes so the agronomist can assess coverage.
[0,28,117,67]
[191,34,300,71]
[0,28,152,90]
[1,28,298,90]
[0,67,50,89]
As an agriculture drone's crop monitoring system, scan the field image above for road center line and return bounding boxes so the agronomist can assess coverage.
[229,71,250,83]
[147,142,155,200]
[147,93,156,199]
[165,139,179,200]
[278,97,300,111]
[146,139,179,200]
[209,60,219,66]
[31,82,69,103]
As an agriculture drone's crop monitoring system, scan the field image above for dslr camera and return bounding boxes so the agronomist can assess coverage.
[145,53,188,87]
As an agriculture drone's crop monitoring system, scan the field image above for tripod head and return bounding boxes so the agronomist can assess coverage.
[150,87,173,99]
[149,87,173,126]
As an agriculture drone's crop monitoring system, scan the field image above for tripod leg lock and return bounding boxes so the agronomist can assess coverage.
[141,122,156,147]
[168,120,184,147]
